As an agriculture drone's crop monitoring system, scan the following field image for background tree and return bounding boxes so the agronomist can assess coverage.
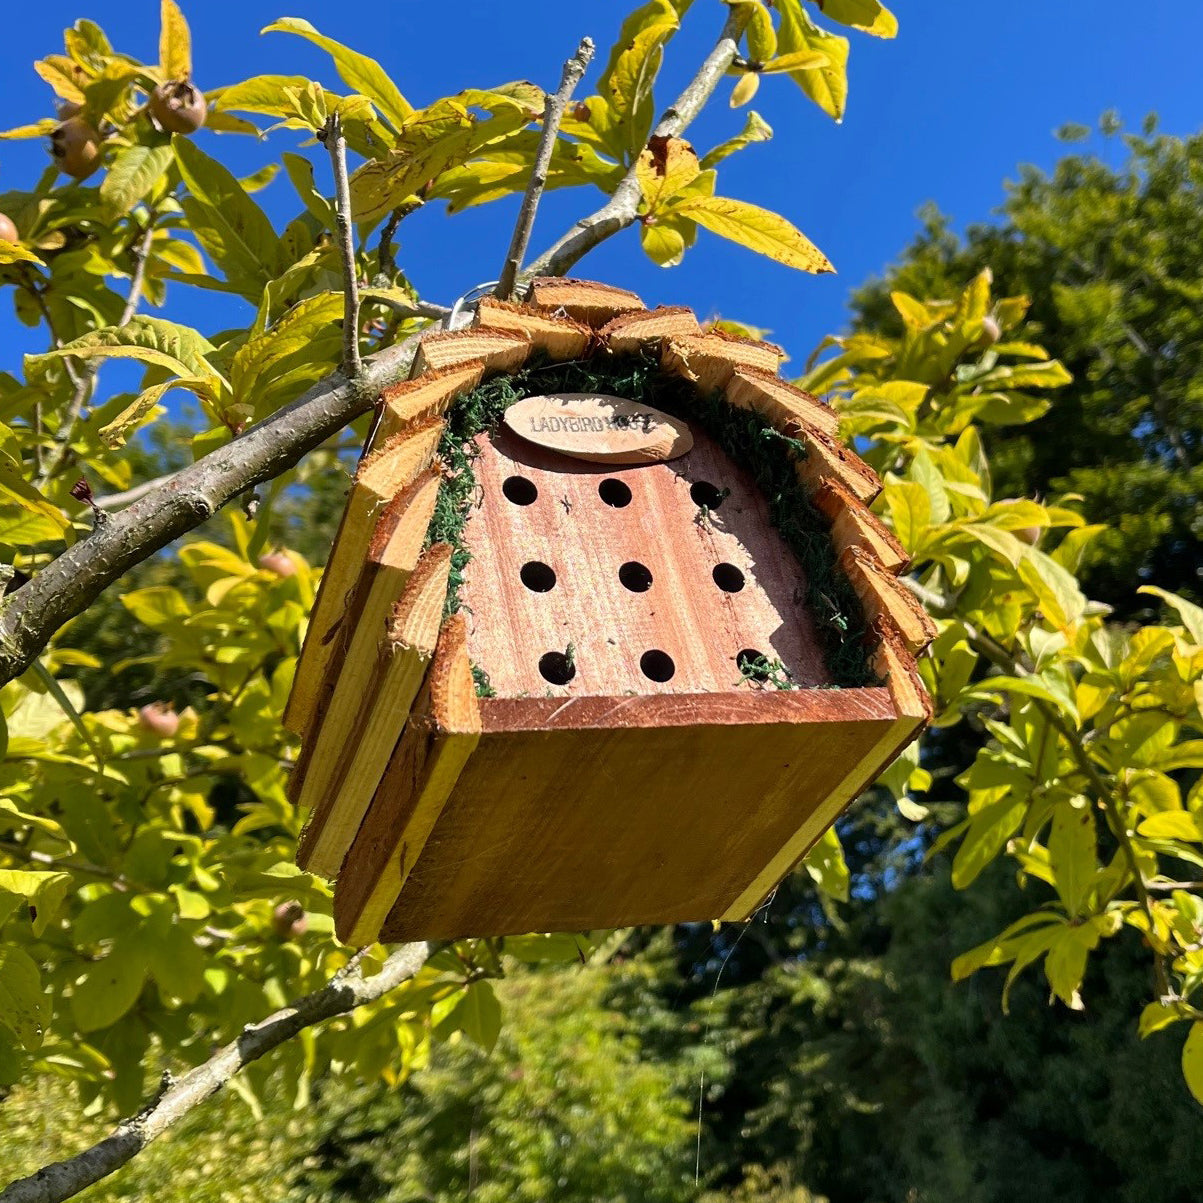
[847,118,1203,615]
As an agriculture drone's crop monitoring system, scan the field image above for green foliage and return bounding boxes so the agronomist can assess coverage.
[849,121,1203,613]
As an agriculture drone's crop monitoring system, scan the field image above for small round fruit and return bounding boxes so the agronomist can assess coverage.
[138,701,179,738]
[272,901,309,941]
[49,117,102,180]
[149,80,208,135]
[0,213,18,243]
[996,497,1042,546]
[259,551,296,578]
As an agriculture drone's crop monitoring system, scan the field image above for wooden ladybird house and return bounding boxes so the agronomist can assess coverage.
[284,279,934,946]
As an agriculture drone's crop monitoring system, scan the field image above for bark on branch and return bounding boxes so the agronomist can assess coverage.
[320,110,363,380]
[0,336,422,687]
[0,943,431,1203]
[520,9,747,282]
[495,35,595,300]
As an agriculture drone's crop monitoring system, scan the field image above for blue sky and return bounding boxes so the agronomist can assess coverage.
[2,1,1201,370]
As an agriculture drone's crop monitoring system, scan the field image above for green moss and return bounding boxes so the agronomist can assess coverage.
[428,349,874,689]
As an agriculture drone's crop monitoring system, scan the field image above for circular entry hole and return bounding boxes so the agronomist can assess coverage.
[618,561,653,592]
[598,478,632,508]
[502,475,538,506]
[690,480,725,510]
[736,648,771,682]
[640,649,676,683]
[539,651,576,685]
[713,563,746,593]
[520,561,556,592]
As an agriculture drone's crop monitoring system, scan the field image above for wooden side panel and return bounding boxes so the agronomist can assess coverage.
[334,613,481,946]
[474,298,592,359]
[813,479,909,574]
[412,329,530,376]
[283,423,443,736]
[296,545,450,879]
[376,361,484,445]
[379,687,901,940]
[724,365,839,439]
[600,306,700,351]
[525,277,644,325]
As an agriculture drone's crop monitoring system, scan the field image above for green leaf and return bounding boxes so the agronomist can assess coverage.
[262,18,413,129]
[159,0,192,79]
[1017,549,1086,631]
[458,980,503,1052]
[1137,811,1202,841]
[26,315,218,383]
[100,142,174,220]
[810,0,898,37]
[0,452,69,538]
[282,151,336,226]
[1139,586,1203,645]
[776,3,850,120]
[173,135,283,295]
[0,241,44,267]
[636,137,700,211]
[803,826,849,901]
[1044,921,1097,1009]
[1047,801,1095,916]
[71,939,146,1033]
[884,481,931,553]
[0,869,71,935]
[640,219,688,267]
[1139,999,1191,1037]
[701,110,773,169]
[0,947,48,1050]
[99,376,216,448]
[951,794,1026,889]
[673,195,833,272]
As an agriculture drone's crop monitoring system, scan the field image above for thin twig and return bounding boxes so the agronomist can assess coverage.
[37,220,157,489]
[0,943,432,1203]
[521,8,748,283]
[321,111,363,381]
[495,35,595,300]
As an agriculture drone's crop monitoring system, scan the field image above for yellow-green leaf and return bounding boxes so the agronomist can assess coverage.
[0,947,48,1050]
[1137,811,1202,841]
[813,0,899,38]
[1182,1022,1203,1104]
[99,377,216,448]
[673,195,833,273]
[1048,800,1095,916]
[0,241,44,267]
[159,0,192,79]
[636,137,700,212]
[730,72,761,107]
[777,3,850,120]
[262,18,412,128]
[640,219,688,268]
[803,826,849,901]
[701,110,772,169]
[100,142,174,220]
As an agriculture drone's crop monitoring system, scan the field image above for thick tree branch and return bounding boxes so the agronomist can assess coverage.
[0,943,431,1203]
[496,35,595,300]
[320,110,363,380]
[0,336,422,687]
[521,9,747,282]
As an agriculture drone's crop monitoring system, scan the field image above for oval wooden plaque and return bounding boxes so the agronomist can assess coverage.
[503,393,693,465]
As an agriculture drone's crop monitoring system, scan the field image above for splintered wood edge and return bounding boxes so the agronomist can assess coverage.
[724,364,839,440]
[282,421,444,736]
[411,329,531,377]
[791,422,882,505]
[524,276,645,325]
[376,361,485,445]
[813,479,910,575]
[289,490,442,825]
[838,545,937,654]
[296,544,452,879]
[721,625,931,921]
[334,611,481,945]
[599,306,700,351]
[473,298,592,359]
[661,332,784,394]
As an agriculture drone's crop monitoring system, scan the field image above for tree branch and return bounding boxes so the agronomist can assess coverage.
[0,335,422,687]
[496,35,595,300]
[521,9,747,283]
[320,110,363,381]
[0,943,431,1203]
[36,219,157,489]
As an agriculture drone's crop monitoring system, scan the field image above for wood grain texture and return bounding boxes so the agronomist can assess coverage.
[791,421,882,505]
[296,544,451,878]
[525,276,645,325]
[502,394,693,464]
[460,426,832,698]
[282,422,443,737]
[724,364,839,440]
[813,479,909,574]
[473,298,592,359]
[600,306,700,351]
[870,619,933,721]
[411,329,530,376]
[378,686,903,940]
[661,331,783,394]
[376,361,485,445]
[838,546,937,654]
[334,612,481,946]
